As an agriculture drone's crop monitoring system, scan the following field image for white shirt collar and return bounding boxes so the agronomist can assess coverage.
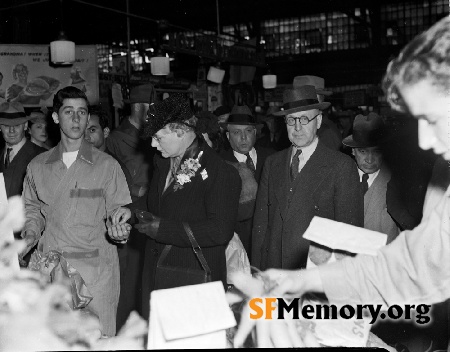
[5,137,27,162]
[233,147,257,165]
[291,136,319,164]
[357,167,380,188]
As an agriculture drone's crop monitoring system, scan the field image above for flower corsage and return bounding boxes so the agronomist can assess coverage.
[173,151,207,191]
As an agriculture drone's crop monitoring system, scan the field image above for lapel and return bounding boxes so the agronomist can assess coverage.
[273,147,292,221]
[160,138,204,200]
[284,142,330,222]
[254,147,264,181]
[0,148,6,172]
[2,140,31,176]
[155,156,170,200]
[364,164,391,216]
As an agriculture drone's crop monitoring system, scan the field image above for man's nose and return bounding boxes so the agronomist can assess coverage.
[151,139,158,147]
[365,152,374,163]
[8,126,16,133]
[418,119,436,151]
[294,119,303,131]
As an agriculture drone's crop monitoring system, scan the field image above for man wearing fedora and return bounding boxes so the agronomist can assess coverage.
[293,75,342,151]
[342,112,401,244]
[219,104,274,256]
[0,102,46,205]
[105,84,155,328]
[252,85,363,270]
[106,83,155,201]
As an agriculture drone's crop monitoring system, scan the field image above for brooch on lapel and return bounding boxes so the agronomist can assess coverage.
[174,151,207,191]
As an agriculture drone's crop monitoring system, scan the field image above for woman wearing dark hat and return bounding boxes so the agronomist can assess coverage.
[110,95,242,319]
[26,111,50,150]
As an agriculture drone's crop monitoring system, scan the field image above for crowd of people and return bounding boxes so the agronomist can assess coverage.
[0,15,448,350]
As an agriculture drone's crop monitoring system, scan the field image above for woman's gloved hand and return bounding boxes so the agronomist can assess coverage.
[134,210,161,239]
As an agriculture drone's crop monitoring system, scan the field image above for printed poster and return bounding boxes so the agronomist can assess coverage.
[0,44,98,107]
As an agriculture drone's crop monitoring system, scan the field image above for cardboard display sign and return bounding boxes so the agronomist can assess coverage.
[0,44,98,107]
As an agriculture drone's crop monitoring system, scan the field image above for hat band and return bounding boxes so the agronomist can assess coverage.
[0,112,26,119]
[283,98,319,111]
[227,114,256,124]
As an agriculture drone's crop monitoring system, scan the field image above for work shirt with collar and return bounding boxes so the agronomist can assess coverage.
[22,139,131,336]
[22,138,131,252]
[233,147,257,166]
[358,168,380,188]
[290,136,319,172]
[5,137,26,163]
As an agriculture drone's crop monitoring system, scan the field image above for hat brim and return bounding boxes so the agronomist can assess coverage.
[342,134,391,148]
[0,116,33,126]
[220,122,263,129]
[316,89,333,96]
[273,102,331,116]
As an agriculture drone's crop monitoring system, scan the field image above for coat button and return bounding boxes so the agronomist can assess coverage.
[314,205,319,211]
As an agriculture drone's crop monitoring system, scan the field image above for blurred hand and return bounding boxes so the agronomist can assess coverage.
[107,223,132,244]
[19,232,38,259]
[134,211,160,239]
[111,207,131,225]
[263,268,323,299]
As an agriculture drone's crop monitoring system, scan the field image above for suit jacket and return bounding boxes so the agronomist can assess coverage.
[0,139,46,198]
[131,141,241,319]
[219,146,274,255]
[364,164,399,244]
[252,141,364,270]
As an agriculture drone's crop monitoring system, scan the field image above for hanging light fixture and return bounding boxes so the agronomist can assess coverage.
[150,51,170,75]
[50,0,75,65]
[262,69,277,89]
[207,64,225,84]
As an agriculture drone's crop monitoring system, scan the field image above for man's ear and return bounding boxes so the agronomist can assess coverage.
[52,112,59,124]
[316,113,323,129]
[226,131,230,141]
[103,127,110,139]
[24,122,28,131]
[351,148,356,157]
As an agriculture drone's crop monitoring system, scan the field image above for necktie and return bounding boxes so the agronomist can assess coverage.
[245,153,256,174]
[290,149,302,181]
[361,173,369,194]
[4,148,12,170]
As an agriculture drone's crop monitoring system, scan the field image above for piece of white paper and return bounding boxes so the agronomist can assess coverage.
[303,216,387,256]
[303,216,388,347]
[147,281,236,349]
[0,173,19,272]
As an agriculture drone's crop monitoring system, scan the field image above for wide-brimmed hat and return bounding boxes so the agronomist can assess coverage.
[141,95,193,139]
[28,111,47,124]
[342,112,386,148]
[220,105,263,129]
[0,102,31,126]
[293,76,333,96]
[125,84,155,104]
[273,85,331,116]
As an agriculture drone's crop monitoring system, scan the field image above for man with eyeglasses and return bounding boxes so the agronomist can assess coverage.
[252,85,363,270]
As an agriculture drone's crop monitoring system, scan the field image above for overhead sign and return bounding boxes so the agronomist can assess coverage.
[0,44,98,107]
[163,33,265,67]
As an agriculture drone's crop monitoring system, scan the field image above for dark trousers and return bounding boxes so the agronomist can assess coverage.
[116,228,147,331]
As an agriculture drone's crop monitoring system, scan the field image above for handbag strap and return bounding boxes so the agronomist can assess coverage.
[157,222,212,278]
[182,222,211,277]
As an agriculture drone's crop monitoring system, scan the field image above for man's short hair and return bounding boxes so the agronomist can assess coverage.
[53,86,89,114]
[89,105,109,130]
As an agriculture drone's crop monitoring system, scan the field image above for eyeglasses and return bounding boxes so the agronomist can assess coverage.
[285,113,321,126]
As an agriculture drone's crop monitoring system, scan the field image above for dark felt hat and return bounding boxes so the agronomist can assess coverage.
[0,102,31,126]
[342,112,386,148]
[141,95,193,138]
[220,105,263,129]
[273,85,331,116]
[213,105,231,117]
[126,84,155,104]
